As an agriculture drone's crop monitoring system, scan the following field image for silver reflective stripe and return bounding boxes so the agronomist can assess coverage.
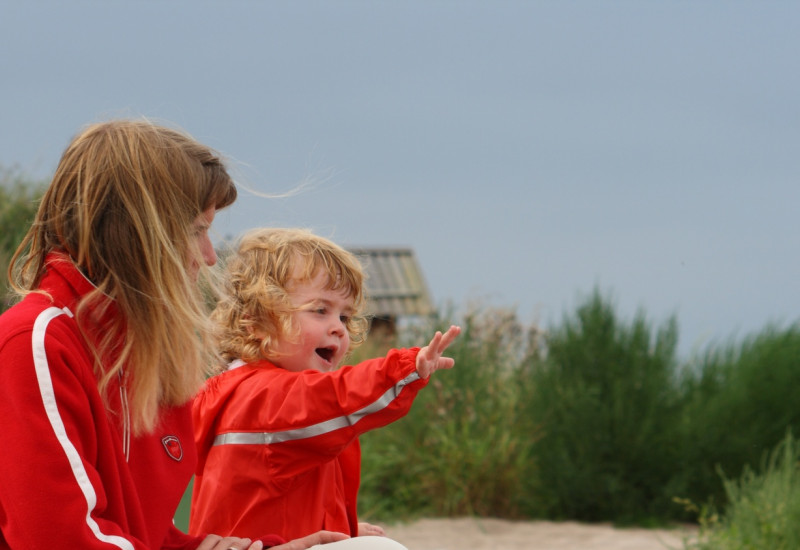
[213,370,421,446]
[32,306,136,550]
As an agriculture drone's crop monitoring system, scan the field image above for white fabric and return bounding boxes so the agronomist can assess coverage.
[311,536,409,550]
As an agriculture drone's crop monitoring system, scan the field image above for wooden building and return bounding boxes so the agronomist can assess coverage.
[348,247,435,338]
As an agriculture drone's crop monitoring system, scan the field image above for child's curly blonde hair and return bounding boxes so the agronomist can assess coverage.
[212,227,369,368]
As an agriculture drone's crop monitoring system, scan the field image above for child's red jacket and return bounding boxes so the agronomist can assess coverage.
[189,349,427,541]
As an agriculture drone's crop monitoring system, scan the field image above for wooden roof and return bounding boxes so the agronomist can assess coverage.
[348,247,434,318]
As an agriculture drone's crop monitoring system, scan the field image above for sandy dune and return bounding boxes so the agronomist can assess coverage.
[382,517,696,550]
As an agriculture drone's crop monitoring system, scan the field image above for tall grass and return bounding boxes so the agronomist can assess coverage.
[357,307,541,521]
[675,325,800,509]
[357,291,800,528]
[684,432,800,550]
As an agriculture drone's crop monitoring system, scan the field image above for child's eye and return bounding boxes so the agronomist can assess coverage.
[315,308,327,315]
[340,315,351,324]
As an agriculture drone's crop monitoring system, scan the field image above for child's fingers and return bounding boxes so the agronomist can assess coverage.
[417,326,461,379]
[427,331,443,351]
[436,325,461,352]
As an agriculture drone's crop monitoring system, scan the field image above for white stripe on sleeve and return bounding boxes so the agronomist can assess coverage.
[213,370,421,446]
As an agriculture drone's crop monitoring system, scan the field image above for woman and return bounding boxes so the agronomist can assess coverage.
[0,120,363,550]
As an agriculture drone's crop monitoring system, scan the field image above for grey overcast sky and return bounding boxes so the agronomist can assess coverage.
[1,1,798,358]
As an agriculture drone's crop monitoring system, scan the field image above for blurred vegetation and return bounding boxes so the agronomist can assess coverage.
[0,166,46,310]
[519,292,682,524]
[674,325,800,510]
[355,290,800,541]
[356,307,542,520]
[681,432,800,550]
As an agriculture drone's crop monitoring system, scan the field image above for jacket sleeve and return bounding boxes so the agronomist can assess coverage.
[242,347,427,479]
[0,317,151,550]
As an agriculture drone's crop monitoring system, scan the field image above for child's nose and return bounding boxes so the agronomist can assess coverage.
[331,318,346,335]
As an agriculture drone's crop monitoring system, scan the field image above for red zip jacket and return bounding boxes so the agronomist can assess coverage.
[0,253,205,550]
[189,350,427,541]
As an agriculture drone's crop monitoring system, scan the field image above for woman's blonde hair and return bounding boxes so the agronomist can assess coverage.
[10,119,237,435]
[213,227,369,367]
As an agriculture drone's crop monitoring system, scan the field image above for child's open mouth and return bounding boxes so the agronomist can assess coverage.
[315,348,335,362]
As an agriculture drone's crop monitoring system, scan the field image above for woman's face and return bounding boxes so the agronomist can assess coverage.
[188,207,217,280]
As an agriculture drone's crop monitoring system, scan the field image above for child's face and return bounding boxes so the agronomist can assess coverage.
[269,268,355,373]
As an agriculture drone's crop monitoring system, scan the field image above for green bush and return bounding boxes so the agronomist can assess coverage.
[357,293,800,527]
[0,166,46,310]
[521,289,682,524]
[685,432,800,550]
[676,325,800,509]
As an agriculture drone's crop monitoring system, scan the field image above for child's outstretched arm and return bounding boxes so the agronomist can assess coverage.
[415,325,462,379]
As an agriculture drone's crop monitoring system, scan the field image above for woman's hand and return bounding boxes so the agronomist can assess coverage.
[415,325,461,379]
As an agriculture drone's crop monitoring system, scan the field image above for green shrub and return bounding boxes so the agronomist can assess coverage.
[676,325,800,509]
[685,432,800,550]
[522,289,682,524]
[0,166,46,310]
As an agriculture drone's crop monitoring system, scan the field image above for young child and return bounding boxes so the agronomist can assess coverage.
[189,227,461,542]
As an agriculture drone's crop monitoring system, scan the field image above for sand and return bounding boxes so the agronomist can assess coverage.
[382,517,697,550]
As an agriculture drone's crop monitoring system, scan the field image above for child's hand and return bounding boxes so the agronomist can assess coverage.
[416,325,461,379]
[357,521,386,536]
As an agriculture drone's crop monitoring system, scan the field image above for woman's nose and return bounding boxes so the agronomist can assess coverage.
[201,236,217,267]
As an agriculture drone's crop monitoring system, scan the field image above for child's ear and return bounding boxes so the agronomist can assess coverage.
[243,315,268,341]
